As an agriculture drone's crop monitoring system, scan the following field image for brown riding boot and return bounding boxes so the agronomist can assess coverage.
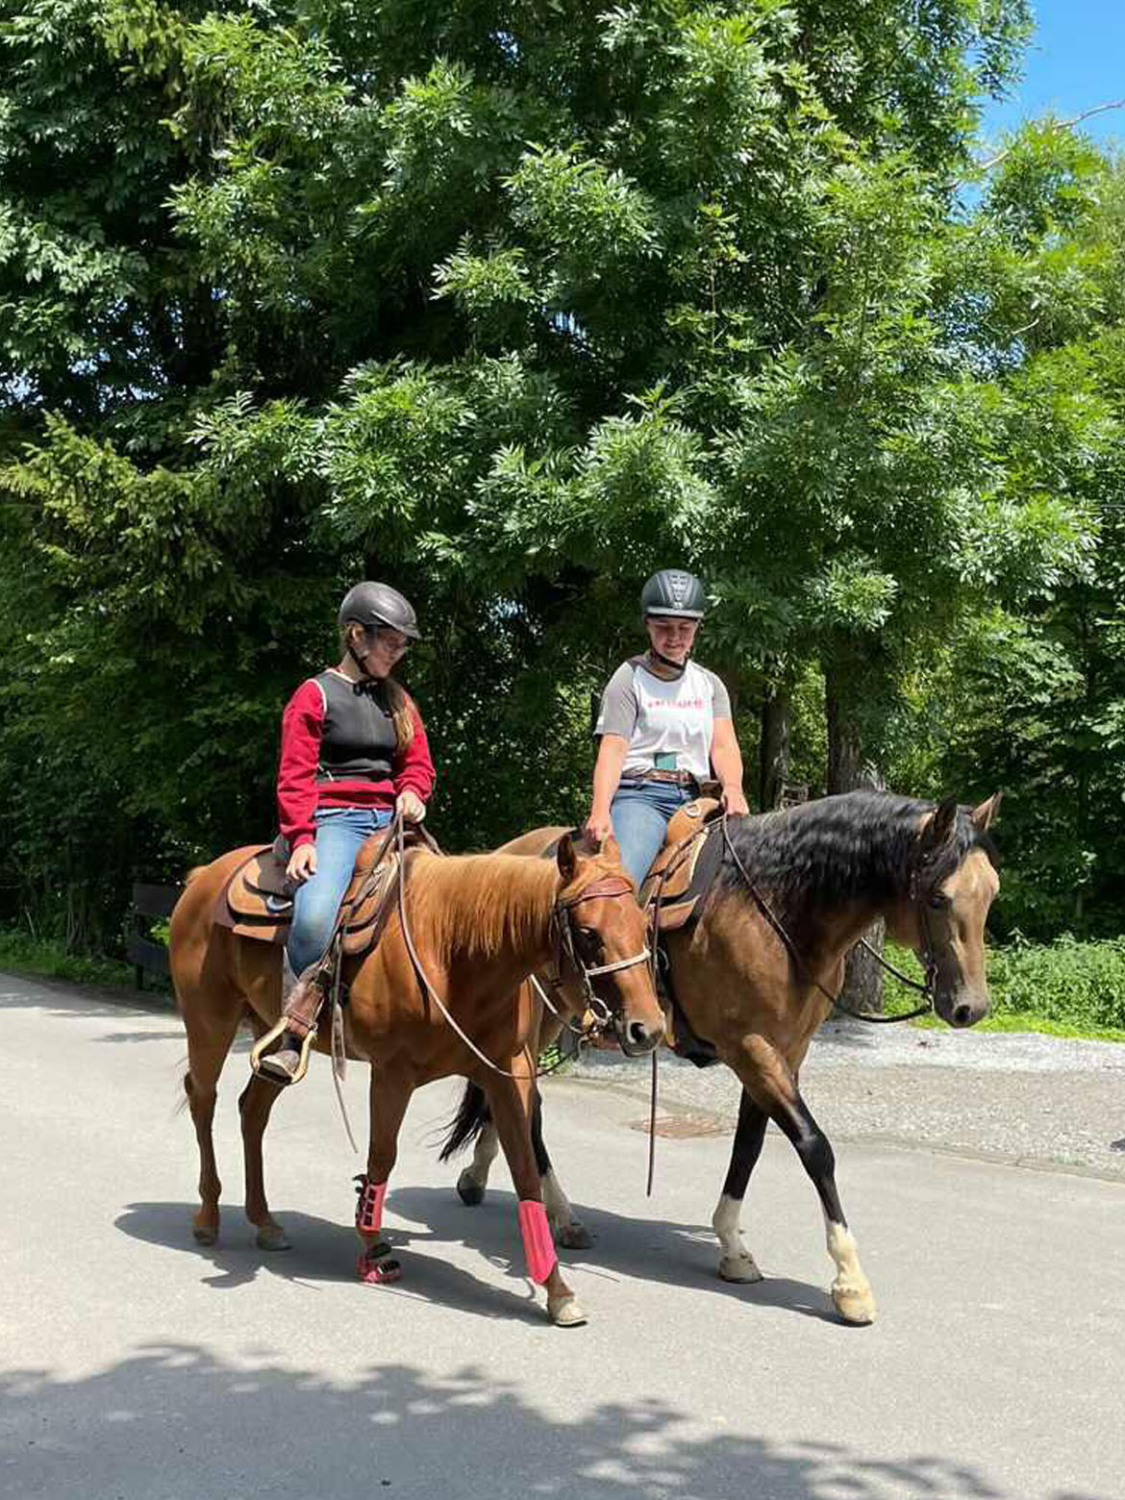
[255,963,330,1085]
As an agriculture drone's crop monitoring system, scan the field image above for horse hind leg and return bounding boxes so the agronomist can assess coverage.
[458,1119,499,1206]
[183,1070,222,1245]
[712,1089,768,1283]
[181,987,246,1247]
[238,1072,291,1251]
[532,1093,592,1250]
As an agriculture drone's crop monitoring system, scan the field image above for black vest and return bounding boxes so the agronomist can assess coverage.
[314,670,397,783]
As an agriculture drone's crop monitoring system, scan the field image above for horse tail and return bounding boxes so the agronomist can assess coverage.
[438,1080,491,1161]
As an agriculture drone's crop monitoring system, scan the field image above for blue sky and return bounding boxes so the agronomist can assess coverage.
[979,1,1125,154]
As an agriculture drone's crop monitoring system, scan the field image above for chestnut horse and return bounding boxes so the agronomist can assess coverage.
[169,833,664,1326]
[443,791,1001,1324]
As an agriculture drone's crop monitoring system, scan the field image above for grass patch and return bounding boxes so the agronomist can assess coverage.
[0,929,139,990]
[879,935,1125,1042]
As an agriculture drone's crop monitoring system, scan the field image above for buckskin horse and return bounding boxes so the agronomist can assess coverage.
[442,790,1001,1324]
[168,832,664,1326]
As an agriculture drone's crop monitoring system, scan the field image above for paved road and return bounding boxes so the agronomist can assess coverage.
[2,972,1123,1500]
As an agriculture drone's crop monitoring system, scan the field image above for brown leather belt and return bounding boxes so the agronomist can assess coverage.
[622,769,725,798]
[627,768,697,787]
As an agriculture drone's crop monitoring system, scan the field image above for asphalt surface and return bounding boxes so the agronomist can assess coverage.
[2,971,1123,1500]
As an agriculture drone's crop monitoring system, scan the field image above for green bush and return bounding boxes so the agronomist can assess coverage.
[986,935,1125,1031]
[884,935,1125,1032]
[0,929,136,989]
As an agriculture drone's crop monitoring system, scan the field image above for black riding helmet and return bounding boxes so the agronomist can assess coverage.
[338,581,421,641]
[641,569,706,620]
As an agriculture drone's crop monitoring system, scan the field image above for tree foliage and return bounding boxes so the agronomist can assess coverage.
[2,0,1121,951]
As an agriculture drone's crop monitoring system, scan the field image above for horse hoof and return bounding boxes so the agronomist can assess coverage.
[193,1224,218,1246]
[357,1249,402,1285]
[719,1253,764,1284]
[548,1295,588,1328]
[555,1222,594,1251]
[832,1283,877,1325]
[256,1223,292,1252]
[457,1170,486,1207]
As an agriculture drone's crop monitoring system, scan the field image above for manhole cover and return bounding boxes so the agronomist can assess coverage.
[629,1113,730,1139]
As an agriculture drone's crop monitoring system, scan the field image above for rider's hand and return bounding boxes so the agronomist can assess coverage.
[722,787,750,818]
[396,789,426,823]
[286,843,317,884]
[583,809,614,848]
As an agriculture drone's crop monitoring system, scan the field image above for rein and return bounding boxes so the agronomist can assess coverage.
[389,823,646,1078]
[717,816,936,1024]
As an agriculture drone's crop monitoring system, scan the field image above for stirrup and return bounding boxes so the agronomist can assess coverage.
[251,1017,317,1087]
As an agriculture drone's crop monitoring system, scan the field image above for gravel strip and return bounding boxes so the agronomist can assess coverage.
[560,1022,1125,1180]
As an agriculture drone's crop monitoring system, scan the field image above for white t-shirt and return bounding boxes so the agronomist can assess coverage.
[595,656,731,779]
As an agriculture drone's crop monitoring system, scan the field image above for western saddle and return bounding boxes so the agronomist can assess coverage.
[215,833,403,958]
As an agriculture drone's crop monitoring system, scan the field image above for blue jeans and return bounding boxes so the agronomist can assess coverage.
[287,806,393,976]
[611,780,694,889]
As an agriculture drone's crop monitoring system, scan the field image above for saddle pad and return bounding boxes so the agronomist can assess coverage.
[640,799,724,920]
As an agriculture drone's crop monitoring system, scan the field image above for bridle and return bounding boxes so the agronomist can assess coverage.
[719,815,942,1023]
[390,832,651,1077]
[548,876,651,1031]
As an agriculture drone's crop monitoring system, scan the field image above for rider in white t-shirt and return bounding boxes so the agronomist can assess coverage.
[584,569,750,889]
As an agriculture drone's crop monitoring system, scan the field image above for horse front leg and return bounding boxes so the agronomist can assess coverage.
[712,1088,768,1283]
[778,1089,876,1325]
[735,1037,876,1325]
[484,1068,587,1328]
[356,1063,415,1284]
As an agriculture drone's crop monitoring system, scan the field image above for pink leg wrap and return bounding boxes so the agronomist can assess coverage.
[355,1177,388,1236]
[518,1199,557,1285]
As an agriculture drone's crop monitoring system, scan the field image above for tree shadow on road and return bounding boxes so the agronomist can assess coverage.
[0,1343,1106,1500]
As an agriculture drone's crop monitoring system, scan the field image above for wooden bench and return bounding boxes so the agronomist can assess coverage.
[127,882,179,991]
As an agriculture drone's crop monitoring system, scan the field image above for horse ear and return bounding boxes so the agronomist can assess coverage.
[972,791,1002,831]
[556,834,579,884]
[601,834,622,866]
[921,795,959,851]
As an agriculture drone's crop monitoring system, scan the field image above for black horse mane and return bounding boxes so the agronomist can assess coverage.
[718,790,997,918]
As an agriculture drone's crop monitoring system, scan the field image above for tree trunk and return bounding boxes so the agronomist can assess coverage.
[824,652,885,1015]
[758,684,791,811]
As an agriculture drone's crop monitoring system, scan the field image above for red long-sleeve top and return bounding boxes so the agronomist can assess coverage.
[276,673,436,849]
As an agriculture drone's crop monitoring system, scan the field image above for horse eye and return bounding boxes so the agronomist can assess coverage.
[929,892,951,911]
[578,927,598,943]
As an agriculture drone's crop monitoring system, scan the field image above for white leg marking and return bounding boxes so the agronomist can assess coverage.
[470,1124,499,1188]
[712,1193,764,1283]
[543,1169,593,1249]
[825,1215,877,1324]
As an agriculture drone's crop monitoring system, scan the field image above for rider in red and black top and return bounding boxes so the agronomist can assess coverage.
[259,581,435,1084]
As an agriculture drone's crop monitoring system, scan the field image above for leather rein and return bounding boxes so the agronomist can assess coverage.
[716,815,938,1023]
[384,817,649,1079]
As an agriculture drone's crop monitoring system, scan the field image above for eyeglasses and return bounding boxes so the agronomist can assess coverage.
[372,627,410,654]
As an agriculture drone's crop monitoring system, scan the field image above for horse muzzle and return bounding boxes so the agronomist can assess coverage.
[616,1015,664,1056]
[937,986,989,1029]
